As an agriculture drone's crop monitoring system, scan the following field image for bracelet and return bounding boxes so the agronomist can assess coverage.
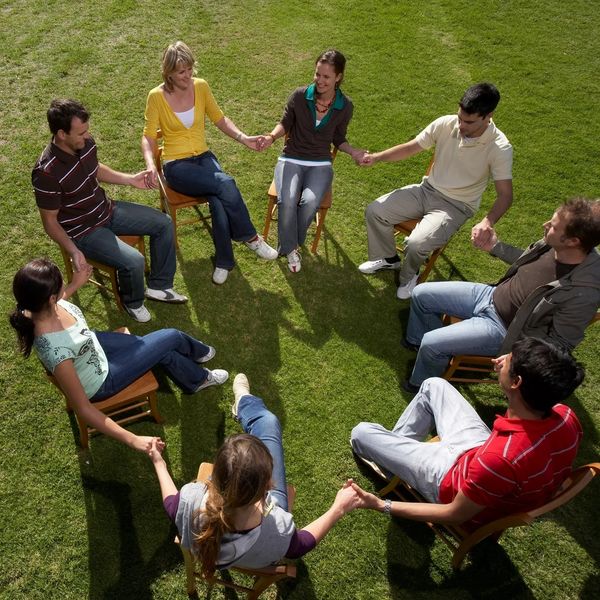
[235,132,243,142]
[383,498,392,516]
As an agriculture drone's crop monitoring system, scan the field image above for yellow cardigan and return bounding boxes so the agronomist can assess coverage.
[143,78,225,161]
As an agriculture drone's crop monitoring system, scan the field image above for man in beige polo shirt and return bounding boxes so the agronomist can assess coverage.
[358,83,513,299]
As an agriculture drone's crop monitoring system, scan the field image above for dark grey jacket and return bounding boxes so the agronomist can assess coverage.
[490,240,600,353]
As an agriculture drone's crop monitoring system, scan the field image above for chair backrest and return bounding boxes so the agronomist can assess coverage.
[527,462,600,519]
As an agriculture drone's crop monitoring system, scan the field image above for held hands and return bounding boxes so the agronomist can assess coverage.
[70,249,90,273]
[350,148,368,165]
[471,218,498,251]
[130,170,157,190]
[492,353,508,373]
[71,262,93,286]
[350,481,385,510]
[133,435,165,455]
[358,152,377,167]
[332,479,363,515]
[255,135,274,152]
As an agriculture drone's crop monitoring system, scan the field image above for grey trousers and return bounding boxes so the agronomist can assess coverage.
[350,377,490,501]
[364,180,474,284]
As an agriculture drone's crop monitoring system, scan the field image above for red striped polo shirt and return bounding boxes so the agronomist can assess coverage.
[32,137,113,240]
[439,404,582,530]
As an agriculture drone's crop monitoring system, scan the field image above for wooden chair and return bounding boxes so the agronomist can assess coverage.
[44,327,163,448]
[177,462,297,599]
[59,236,146,312]
[442,311,600,384]
[393,154,447,283]
[262,145,338,254]
[359,453,600,569]
[153,131,211,248]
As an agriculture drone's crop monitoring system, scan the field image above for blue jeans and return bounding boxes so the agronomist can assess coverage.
[75,200,176,308]
[406,282,508,385]
[351,378,491,501]
[237,394,288,511]
[274,160,333,255]
[91,328,211,399]
[164,152,257,270]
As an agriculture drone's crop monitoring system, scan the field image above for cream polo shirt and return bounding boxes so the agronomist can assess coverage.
[415,115,512,211]
[143,78,225,161]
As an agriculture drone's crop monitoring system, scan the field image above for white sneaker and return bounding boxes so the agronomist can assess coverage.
[396,275,419,300]
[245,236,278,260]
[358,258,401,274]
[145,287,188,303]
[196,346,216,364]
[287,249,302,273]
[125,304,151,322]
[194,368,229,392]
[232,373,250,418]
[213,267,229,285]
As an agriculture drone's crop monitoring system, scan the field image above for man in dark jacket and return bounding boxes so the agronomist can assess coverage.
[403,198,600,390]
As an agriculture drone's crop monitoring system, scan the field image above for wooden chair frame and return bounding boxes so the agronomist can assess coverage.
[153,132,211,248]
[177,462,297,599]
[359,454,600,569]
[44,327,163,448]
[262,145,337,254]
[59,236,146,312]
[442,312,600,384]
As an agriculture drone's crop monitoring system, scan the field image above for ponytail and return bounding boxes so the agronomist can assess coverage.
[9,307,36,358]
[191,434,273,575]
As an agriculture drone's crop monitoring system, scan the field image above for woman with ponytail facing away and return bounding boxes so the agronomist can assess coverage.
[149,374,361,573]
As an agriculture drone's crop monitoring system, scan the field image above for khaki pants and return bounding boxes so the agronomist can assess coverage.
[365,179,474,284]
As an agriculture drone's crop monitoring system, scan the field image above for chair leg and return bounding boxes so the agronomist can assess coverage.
[147,390,164,423]
[248,574,280,600]
[172,208,180,249]
[75,414,89,449]
[179,545,198,595]
[107,267,125,312]
[311,207,328,254]
[263,194,277,240]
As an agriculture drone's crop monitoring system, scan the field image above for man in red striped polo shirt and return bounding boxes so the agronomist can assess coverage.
[33,99,188,322]
[350,337,584,530]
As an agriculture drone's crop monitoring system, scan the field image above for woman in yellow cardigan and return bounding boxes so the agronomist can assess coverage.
[141,41,277,285]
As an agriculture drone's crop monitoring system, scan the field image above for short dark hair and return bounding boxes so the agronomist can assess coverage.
[459,82,500,116]
[510,338,584,415]
[558,197,600,253]
[47,99,89,135]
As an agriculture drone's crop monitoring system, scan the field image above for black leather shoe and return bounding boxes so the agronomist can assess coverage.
[401,379,420,394]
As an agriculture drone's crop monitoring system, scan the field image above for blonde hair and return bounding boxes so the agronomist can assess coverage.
[162,41,196,92]
[192,434,273,576]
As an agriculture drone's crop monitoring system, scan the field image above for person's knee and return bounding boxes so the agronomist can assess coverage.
[405,236,433,260]
[121,250,145,273]
[365,201,379,222]
[350,422,375,453]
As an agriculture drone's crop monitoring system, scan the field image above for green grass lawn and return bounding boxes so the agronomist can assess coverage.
[1,1,599,598]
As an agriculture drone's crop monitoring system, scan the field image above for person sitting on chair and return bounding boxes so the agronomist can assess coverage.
[33,98,187,323]
[10,258,228,453]
[258,48,366,273]
[149,374,361,573]
[141,41,278,285]
[358,82,513,299]
[350,337,584,531]
[403,197,600,391]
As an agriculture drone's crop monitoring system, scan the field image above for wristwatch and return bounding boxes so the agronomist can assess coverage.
[383,499,392,516]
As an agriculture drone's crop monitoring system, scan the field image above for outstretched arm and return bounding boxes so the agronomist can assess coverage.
[214,116,263,151]
[338,141,368,165]
[298,479,360,544]
[141,135,161,189]
[53,360,164,453]
[148,438,178,501]
[38,208,89,272]
[61,263,93,300]
[471,179,513,249]
[97,163,153,190]
[352,482,483,524]
[360,138,424,166]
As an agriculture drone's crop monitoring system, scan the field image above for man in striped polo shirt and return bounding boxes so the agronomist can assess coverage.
[351,338,584,531]
[33,99,187,322]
